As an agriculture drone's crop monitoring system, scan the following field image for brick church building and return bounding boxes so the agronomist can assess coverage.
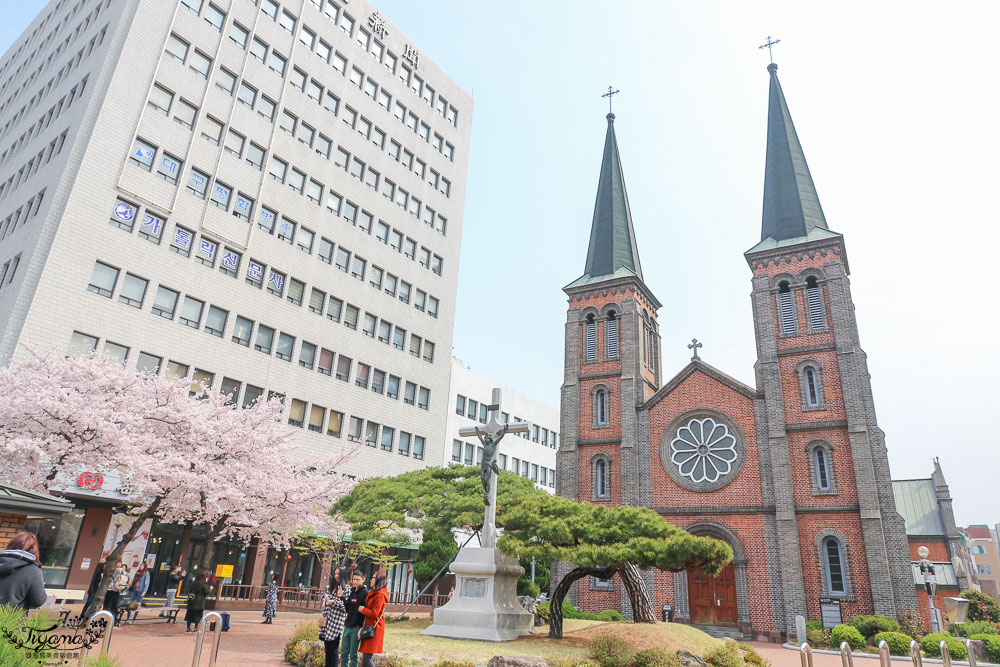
[555,63,918,641]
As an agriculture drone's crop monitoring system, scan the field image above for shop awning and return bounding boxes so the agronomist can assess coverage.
[0,484,74,520]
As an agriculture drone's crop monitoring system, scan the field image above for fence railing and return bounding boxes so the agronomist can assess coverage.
[796,639,981,667]
[215,585,451,610]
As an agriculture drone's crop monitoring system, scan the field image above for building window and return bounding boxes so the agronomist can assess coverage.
[87,261,118,297]
[805,276,827,331]
[605,311,619,359]
[231,316,253,346]
[452,439,462,463]
[151,286,179,319]
[777,281,797,335]
[67,331,98,357]
[179,296,204,328]
[584,314,597,362]
[591,575,614,591]
[592,455,610,500]
[129,138,156,171]
[807,441,837,495]
[805,368,819,406]
[594,388,609,427]
[797,361,826,411]
[815,447,830,491]
[823,537,846,595]
[205,306,227,337]
[117,273,147,308]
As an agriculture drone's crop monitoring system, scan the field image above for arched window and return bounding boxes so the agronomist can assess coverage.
[594,458,609,499]
[605,311,619,360]
[777,281,797,335]
[584,314,597,362]
[822,537,846,595]
[814,447,830,491]
[805,276,827,331]
[804,367,820,407]
[594,389,608,426]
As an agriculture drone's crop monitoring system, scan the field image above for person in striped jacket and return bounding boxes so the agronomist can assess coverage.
[320,583,348,667]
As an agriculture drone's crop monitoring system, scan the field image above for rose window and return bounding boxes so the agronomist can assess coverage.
[670,417,738,484]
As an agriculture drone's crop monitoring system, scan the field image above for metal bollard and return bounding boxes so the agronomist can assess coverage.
[878,640,892,667]
[965,639,978,667]
[192,611,223,667]
[940,640,952,667]
[840,641,856,667]
[910,639,923,667]
[800,642,814,667]
[77,610,115,665]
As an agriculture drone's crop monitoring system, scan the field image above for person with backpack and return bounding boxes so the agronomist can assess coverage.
[184,571,211,633]
[0,532,48,611]
[104,561,130,621]
[124,562,150,623]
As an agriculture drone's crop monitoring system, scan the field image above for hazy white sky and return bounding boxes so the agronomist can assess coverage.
[3,2,998,526]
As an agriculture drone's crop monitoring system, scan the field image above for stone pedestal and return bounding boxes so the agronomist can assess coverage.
[421,546,533,642]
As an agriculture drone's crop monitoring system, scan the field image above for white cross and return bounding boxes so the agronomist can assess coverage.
[458,388,529,548]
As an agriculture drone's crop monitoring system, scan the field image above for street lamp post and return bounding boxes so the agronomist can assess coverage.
[918,546,939,631]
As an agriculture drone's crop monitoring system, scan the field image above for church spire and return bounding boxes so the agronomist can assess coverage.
[760,63,831,243]
[577,112,643,285]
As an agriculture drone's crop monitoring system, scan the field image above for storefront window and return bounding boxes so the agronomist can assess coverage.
[26,510,86,587]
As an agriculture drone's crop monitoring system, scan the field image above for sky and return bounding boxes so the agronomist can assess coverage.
[3,2,998,526]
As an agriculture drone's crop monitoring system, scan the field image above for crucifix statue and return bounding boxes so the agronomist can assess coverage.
[458,388,530,548]
[688,338,703,360]
[602,86,620,114]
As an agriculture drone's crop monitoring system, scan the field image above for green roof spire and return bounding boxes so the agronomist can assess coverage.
[760,63,830,243]
[578,112,643,284]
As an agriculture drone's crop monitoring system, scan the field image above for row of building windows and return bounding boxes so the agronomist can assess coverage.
[0,187,46,244]
[450,439,555,488]
[583,312,619,363]
[108,195,444,338]
[84,259,434,412]
[0,0,107,125]
[66,329,427,460]
[777,277,827,335]
[454,394,558,448]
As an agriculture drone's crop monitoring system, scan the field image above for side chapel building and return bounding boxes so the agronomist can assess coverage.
[556,63,918,640]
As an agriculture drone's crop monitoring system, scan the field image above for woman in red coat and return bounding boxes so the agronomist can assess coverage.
[357,571,388,665]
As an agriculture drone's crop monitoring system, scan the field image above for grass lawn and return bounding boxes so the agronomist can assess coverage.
[378,618,722,663]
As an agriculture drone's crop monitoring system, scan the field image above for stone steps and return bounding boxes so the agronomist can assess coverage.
[692,624,750,641]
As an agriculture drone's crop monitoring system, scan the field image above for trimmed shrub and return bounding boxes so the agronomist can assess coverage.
[954,620,999,637]
[970,634,1000,663]
[873,631,914,656]
[597,609,625,622]
[921,632,967,660]
[806,628,830,648]
[587,631,634,667]
[283,621,320,666]
[634,648,680,667]
[849,615,900,638]
[805,620,824,632]
[963,591,1000,623]
[705,642,743,667]
[739,644,771,667]
[831,624,865,650]
[899,610,924,641]
[538,600,601,622]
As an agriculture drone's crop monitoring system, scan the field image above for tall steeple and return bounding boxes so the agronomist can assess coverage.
[759,63,831,243]
[568,113,643,288]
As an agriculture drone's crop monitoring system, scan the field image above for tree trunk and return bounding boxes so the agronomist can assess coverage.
[621,561,657,623]
[548,566,608,639]
[82,498,161,618]
[199,520,223,574]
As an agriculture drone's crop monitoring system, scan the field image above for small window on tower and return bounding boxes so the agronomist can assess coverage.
[584,314,597,362]
[594,388,609,427]
[805,276,827,331]
[605,311,619,360]
[777,281,797,335]
[592,456,610,501]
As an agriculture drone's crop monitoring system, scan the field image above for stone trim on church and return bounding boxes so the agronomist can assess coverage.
[555,63,918,641]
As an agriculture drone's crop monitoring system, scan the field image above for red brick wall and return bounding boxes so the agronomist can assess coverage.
[909,539,949,562]
[0,513,27,549]
[788,429,859,506]
[797,513,874,621]
[577,443,621,505]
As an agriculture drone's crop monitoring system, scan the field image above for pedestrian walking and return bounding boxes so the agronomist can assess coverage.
[0,531,48,611]
[184,571,211,633]
[357,572,388,667]
[319,584,348,667]
[124,562,150,623]
[339,570,369,667]
[161,565,185,615]
[104,561,129,621]
[82,558,106,613]
[262,575,278,624]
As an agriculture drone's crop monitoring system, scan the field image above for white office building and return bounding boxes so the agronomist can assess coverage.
[0,0,472,477]
[446,356,558,493]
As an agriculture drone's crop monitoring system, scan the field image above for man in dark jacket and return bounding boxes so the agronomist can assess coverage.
[340,570,369,667]
[0,534,48,611]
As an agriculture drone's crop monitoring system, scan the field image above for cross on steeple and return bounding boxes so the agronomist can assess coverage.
[758,36,781,63]
[602,86,620,115]
[688,338,703,360]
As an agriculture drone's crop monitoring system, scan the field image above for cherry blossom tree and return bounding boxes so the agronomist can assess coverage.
[0,350,355,615]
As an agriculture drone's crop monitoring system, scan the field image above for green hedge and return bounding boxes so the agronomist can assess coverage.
[831,624,865,650]
[969,634,1000,663]
[849,614,900,638]
[921,632,967,660]
[873,631,914,656]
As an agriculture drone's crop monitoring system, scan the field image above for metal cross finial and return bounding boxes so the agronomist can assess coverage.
[688,338,703,360]
[758,36,780,63]
[602,86,620,114]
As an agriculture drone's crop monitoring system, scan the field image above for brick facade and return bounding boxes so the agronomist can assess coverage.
[0,513,28,549]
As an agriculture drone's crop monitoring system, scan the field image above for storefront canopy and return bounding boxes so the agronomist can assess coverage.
[0,483,74,520]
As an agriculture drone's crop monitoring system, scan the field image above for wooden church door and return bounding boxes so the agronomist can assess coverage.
[689,564,738,626]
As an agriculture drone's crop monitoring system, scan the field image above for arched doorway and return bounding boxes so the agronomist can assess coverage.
[689,563,738,626]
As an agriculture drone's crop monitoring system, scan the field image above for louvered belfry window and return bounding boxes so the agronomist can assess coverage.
[584,315,597,362]
[605,313,619,359]
[777,282,797,335]
[805,277,827,331]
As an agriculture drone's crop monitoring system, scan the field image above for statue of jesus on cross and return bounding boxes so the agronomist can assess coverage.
[458,388,531,548]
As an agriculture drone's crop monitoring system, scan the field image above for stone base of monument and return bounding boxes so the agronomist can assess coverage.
[421,545,533,642]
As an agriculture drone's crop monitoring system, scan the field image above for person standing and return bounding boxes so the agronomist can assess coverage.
[319,584,348,667]
[104,561,129,620]
[184,571,210,633]
[339,571,368,667]
[83,558,106,613]
[124,562,149,623]
[262,575,278,624]
[0,532,48,611]
[357,572,388,667]
[161,565,185,615]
